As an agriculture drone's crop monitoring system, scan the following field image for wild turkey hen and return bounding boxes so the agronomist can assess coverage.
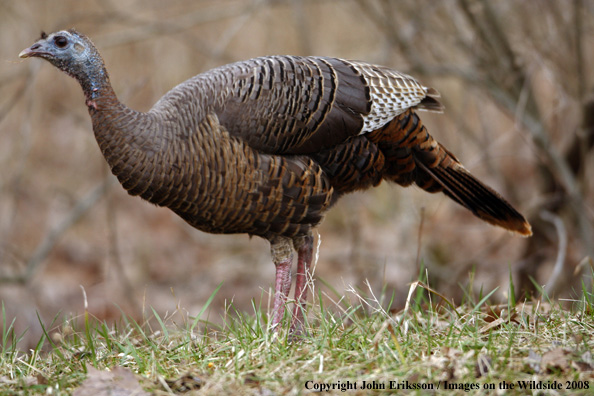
[20,30,531,332]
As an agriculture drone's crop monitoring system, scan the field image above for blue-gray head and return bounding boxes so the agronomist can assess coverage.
[20,29,109,98]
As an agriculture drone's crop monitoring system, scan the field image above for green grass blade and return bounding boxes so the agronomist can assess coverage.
[190,282,223,333]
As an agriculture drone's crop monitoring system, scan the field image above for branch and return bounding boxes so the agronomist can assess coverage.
[97,1,264,49]
[573,0,586,102]
[0,178,115,284]
[540,210,567,295]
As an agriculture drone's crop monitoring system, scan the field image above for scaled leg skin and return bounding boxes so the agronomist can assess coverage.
[270,237,294,328]
[291,234,314,333]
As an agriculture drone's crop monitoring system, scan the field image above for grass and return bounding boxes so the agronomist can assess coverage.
[1,272,593,395]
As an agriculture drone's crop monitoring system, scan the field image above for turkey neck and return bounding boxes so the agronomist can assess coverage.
[76,56,168,203]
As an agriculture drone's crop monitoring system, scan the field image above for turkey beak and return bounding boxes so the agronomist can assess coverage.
[18,47,33,58]
[19,43,46,59]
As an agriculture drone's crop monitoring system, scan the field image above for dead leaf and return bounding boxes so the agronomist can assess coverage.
[541,348,570,373]
[244,372,261,386]
[36,373,48,385]
[483,304,517,323]
[0,375,38,387]
[525,349,542,373]
[572,360,593,372]
[73,366,148,396]
[426,347,472,381]
[258,387,277,396]
[165,373,203,392]
[475,354,492,377]
[480,318,504,333]
[574,256,593,276]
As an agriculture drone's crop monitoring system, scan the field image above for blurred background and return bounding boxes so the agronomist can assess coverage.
[1,0,593,347]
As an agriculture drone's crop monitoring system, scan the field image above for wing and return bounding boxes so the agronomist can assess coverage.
[206,56,441,155]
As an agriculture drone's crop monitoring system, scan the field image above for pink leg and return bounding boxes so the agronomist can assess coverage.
[291,235,314,333]
[270,238,294,328]
[272,256,292,327]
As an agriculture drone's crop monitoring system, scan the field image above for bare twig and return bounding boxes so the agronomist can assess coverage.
[354,0,426,72]
[573,0,586,102]
[292,0,313,55]
[0,178,115,284]
[105,174,141,312]
[415,207,424,269]
[97,2,263,49]
[203,1,263,68]
[0,67,37,237]
[541,210,567,295]
[479,0,521,76]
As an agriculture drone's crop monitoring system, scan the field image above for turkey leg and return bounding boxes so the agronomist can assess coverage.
[291,234,314,333]
[270,237,293,327]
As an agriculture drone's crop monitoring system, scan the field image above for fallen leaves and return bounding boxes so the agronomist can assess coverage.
[164,372,204,392]
[0,375,38,388]
[525,348,594,375]
[541,348,571,373]
[426,347,473,381]
[72,367,149,396]
[479,301,553,333]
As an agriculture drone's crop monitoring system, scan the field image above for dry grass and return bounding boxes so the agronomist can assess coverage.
[0,0,592,366]
[1,278,593,395]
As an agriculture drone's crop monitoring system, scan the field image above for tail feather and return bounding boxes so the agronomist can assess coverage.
[415,160,532,236]
[417,87,445,113]
[368,109,532,237]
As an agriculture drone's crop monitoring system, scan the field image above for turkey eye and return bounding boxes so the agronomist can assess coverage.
[54,36,68,48]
